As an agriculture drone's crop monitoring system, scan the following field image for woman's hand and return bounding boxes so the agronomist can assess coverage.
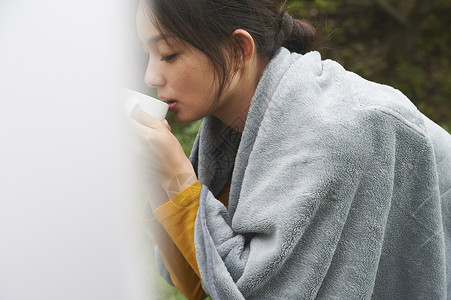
[130,109,197,208]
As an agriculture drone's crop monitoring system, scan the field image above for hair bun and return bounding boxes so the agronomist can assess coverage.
[282,13,294,38]
[281,13,317,54]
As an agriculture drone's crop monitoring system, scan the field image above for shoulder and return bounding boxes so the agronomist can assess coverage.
[269,50,427,137]
[251,50,433,165]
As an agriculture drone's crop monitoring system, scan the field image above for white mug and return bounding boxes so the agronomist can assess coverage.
[123,89,169,120]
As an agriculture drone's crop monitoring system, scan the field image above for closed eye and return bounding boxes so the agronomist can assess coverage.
[161,54,177,62]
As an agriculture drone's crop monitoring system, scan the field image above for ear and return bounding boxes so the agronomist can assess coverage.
[231,29,256,70]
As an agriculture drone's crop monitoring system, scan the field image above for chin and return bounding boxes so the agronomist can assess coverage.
[173,112,201,124]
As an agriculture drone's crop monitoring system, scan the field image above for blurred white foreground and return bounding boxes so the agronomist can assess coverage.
[0,1,153,299]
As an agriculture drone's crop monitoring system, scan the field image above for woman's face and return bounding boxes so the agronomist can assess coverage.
[136,3,220,123]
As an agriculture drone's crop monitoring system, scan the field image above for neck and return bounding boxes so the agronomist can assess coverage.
[212,56,269,133]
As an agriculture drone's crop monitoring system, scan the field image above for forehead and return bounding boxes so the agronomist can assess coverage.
[136,3,158,41]
[136,3,182,49]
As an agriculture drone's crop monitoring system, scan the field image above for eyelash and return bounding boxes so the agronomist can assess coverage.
[160,54,177,62]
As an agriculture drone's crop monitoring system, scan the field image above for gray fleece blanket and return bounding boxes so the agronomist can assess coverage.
[189,48,451,299]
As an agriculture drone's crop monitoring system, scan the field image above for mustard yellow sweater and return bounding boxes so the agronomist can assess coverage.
[147,180,230,300]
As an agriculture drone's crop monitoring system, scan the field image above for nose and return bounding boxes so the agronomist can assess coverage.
[144,57,165,88]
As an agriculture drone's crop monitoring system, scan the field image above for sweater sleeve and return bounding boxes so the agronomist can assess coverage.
[145,181,207,300]
[153,181,202,276]
[149,179,232,299]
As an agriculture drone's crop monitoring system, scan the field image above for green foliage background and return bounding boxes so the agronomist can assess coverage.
[146,0,451,298]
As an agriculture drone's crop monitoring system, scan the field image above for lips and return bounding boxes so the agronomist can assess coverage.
[166,101,177,111]
[159,96,178,112]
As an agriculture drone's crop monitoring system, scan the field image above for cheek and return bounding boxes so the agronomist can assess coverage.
[168,69,186,89]
[169,53,218,102]
[173,67,215,98]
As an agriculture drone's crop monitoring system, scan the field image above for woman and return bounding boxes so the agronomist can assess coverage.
[133,0,451,299]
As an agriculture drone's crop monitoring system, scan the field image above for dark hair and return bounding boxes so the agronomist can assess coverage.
[143,0,317,103]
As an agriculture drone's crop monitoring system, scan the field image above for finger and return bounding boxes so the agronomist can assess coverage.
[131,108,159,129]
[128,118,157,140]
[128,119,167,159]
[162,119,171,131]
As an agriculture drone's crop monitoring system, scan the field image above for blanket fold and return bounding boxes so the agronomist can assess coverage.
[192,48,451,299]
